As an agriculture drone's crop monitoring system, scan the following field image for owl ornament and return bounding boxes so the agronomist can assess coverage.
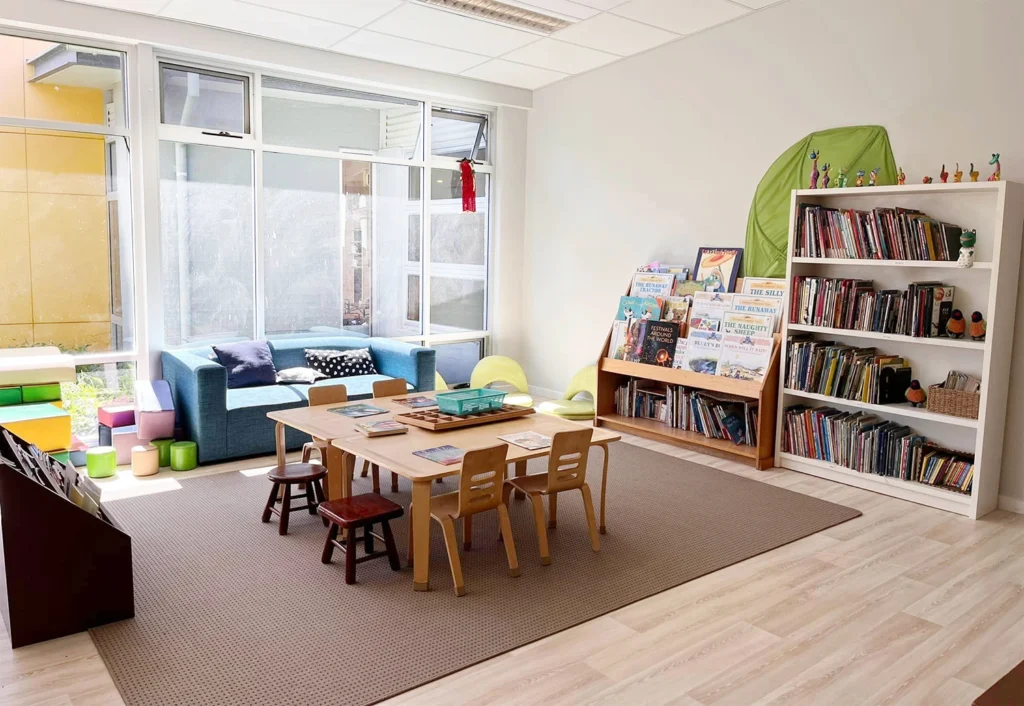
[970,312,986,341]
[905,380,927,408]
[946,309,966,338]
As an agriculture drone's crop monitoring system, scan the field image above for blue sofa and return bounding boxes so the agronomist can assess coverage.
[161,337,435,464]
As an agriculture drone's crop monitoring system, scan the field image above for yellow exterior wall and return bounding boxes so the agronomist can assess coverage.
[0,35,112,352]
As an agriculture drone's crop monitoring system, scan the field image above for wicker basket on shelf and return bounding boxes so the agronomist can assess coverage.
[926,383,980,420]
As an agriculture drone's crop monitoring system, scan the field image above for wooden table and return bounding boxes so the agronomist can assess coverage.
[268,396,621,592]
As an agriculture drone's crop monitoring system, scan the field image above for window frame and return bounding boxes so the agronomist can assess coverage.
[158,61,252,138]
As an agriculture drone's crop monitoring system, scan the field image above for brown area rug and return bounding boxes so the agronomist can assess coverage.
[91,443,860,706]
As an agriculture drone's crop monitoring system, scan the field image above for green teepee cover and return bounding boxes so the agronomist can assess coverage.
[744,125,898,277]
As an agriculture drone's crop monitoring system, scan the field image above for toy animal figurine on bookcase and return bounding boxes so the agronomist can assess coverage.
[946,310,967,338]
[820,163,831,189]
[970,163,980,182]
[970,312,987,341]
[954,163,964,183]
[905,380,927,408]
[869,167,881,186]
[809,150,820,189]
[957,229,977,268]
[939,164,949,184]
[989,153,1001,181]
[922,176,934,184]
[855,169,866,187]
[897,167,906,185]
[836,166,849,188]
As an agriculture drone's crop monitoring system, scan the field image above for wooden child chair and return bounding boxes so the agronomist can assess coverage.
[503,428,600,565]
[408,443,519,597]
[357,378,407,493]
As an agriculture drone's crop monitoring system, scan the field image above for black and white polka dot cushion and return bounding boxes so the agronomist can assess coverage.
[304,348,378,379]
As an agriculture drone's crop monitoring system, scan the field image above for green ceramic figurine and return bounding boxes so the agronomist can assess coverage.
[836,167,849,188]
[957,229,977,268]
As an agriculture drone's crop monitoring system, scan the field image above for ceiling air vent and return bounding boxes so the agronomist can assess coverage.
[413,0,573,34]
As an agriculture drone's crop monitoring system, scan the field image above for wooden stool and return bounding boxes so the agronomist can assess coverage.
[318,494,403,585]
[261,463,327,535]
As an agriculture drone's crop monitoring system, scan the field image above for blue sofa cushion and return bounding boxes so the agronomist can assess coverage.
[213,341,277,389]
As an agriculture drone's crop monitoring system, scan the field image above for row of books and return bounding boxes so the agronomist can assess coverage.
[614,380,759,446]
[784,337,911,405]
[1,428,106,520]
[794,204,965,261]
[783,404,974,494]
[789,277,956,338]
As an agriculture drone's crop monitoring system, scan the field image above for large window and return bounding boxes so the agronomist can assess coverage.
[158,62,492,356]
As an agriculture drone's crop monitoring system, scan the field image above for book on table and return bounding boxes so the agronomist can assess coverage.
[498,431,552,450]
[355,420,409,437]
[412,445,464,466]
[329,404,388,418]
[392,395,437,409]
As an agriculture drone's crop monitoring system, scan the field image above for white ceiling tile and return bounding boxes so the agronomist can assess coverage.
[501,38,616,74]
[241,0,402,28]
[505,0,600,20]
[366,3,538,57]
[552,12,677,55]
[161,0,357,48]
[331,30,488,74]
[612,0,748,36]
[731,0,786,7]
[571,0,630,9]
[61,0,171,12]
[462,59,566,89]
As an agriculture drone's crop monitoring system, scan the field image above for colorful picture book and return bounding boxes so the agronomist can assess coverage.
[329,404,387,418]
[689,291,734,332]
[741,277,787,298]
[616,296,661,322]
[693,247,743,293]
[722,311,774,338]
[682,330,723,375]
[497,431,552,450]
[392,395,437,409]
[412,445,464,466]
[608,320,629,360]
[717,333,773,382]
[671,339,688,369]
[629,272,676,298]
[784,337,911,405]
[673,279,705,300]
[613,381,758,446]
[638,321,679,366]
[661,297,691,329]
[355,420,409,437]
[731,295,784,332]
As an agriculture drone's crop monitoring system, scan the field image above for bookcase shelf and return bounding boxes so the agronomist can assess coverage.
[776,181,1024,519]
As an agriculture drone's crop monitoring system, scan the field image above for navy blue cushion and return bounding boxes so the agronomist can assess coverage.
[213,341,278,389]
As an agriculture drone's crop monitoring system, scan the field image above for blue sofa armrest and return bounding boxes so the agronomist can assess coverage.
[161,350,229,463]
[368,340,436,392]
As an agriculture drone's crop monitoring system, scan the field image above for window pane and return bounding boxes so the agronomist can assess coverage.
[160,64,249,134]
[431,109,487,161]
[160,142,254,345]
[433,339,484,387]
[1,33,126,129]
[0,129,134,353]
[429,169,488,334]
[370,163,423,337]
[61,362,135,445]
[262,77,421,158]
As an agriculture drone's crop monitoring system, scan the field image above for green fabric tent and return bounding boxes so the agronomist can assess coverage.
[744,125,898,277]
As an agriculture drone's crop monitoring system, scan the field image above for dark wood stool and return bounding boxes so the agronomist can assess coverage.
[261,463,327,535]
[318,494,403,585]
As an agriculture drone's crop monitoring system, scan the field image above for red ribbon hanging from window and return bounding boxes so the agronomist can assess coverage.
[459,159,477,213]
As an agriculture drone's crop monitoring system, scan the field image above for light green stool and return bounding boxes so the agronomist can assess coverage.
[151,438,174,468]
[470,355,534,408]
[86,446,118,479]
[169,441,198,471]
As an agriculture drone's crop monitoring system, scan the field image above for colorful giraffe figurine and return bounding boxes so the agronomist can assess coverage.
[988,153,1001,181]
[970,312,986,341]
[969,162,980,182]
[953,163,963,183]
[957,229,977,268]
[922,175,933,184]
[821,163,831,189]
[836,166,849,188]
[809,150,820,189]
[939,164,949,184]
[855,169,866,187]
[905,380,927,408]
[897,166,906,185]
[869,167,881,186]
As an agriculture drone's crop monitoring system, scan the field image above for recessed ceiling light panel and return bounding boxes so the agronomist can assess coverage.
[413,0,573,34]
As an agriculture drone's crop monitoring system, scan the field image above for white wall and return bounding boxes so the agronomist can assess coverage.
[522,0,1024,507]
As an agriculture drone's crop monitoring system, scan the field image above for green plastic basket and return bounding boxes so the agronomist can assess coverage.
[436,389,507,416]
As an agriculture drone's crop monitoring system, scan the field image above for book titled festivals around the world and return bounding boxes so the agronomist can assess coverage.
[783,404,974,494]
[639,320,679,366]
[615,379,758,446]
[794,203,966,261]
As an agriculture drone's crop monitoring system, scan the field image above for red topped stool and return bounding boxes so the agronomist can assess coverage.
[261,463,327,535]
[318,494,404,585]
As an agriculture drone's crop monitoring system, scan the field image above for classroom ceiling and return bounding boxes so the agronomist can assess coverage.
[61,0,786,90]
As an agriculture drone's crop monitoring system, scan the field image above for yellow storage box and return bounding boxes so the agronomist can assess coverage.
[0,403,72,452]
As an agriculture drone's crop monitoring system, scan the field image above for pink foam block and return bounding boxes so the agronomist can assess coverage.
[98,404,135,428]
[112,425,141,465]
[136,410,175,442]
[134,380,175,441]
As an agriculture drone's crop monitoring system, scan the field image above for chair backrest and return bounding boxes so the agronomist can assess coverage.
[470,356,529,394]
[308,384,348,407]
[546,428,593,492]
[564,365,597,401]
[457,443,509,517]
[372,378,407,398]
[434,371,449,391]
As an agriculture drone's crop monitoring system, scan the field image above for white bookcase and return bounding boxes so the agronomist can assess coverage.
[774,181,1024,519]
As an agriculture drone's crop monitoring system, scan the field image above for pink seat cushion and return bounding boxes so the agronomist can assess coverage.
[136,410,175,442]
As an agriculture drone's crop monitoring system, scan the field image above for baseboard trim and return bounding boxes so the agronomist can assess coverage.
[528,385,562,400]
[998,494,1024,515]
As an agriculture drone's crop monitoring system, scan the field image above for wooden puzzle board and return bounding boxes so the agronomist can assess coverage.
[394,405,535,431]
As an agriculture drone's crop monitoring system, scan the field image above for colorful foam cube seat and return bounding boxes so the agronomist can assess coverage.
[170,441,197,471]
[21,383,62,404]
[150,438,174,468]
[98,404,136,429]
[0,403,71,452]
[131,444,160,477]
[134,380,175,441]
[0,387,22,407]
[108,425,141,465]
[86,446,117,479]
[49,450,70,465]
[0,346,76,386]
[69,435,88,466]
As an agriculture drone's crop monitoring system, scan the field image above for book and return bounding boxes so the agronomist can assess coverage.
[629,272,676,298]
[717,333,773,382]
[671,339,688,369]
[689,291,734,331]
[497,431,552,450]
[693,247,743,292]
[392,395,437,409]
[731,295,784,332]
[933,285,955,337]
[355,420,409,437]
[673,279,705,300]
[682,330,723,375]
[660,296,691,329]
[608,320,629,360]
[638,320,679,366]
[741,277,787,298]
[616,295,662,322]
[329,404,388,418]
[722,311,774,337]
[412,445,464,466]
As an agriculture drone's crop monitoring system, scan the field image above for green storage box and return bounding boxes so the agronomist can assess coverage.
[170,441,197,471]
[21,383,62,403]
[151,438,174,468]
[0,387,22,407]
[49,450,70,465]
[86,446,117,478]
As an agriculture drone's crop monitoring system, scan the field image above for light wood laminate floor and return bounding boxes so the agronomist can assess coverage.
[2,434,1021,706]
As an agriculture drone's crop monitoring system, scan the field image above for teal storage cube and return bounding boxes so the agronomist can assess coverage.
[21,384,62,404]
[0,387,22,407]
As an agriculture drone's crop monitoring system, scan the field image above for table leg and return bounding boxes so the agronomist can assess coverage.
[598,443,609,535]
[342,452,354,499]
[325,444,344,501]
[275,423,286,500]
[513,460,527,500]
[411,479,432,592]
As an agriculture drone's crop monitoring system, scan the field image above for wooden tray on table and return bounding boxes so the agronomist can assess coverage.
[394,405,535,431]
